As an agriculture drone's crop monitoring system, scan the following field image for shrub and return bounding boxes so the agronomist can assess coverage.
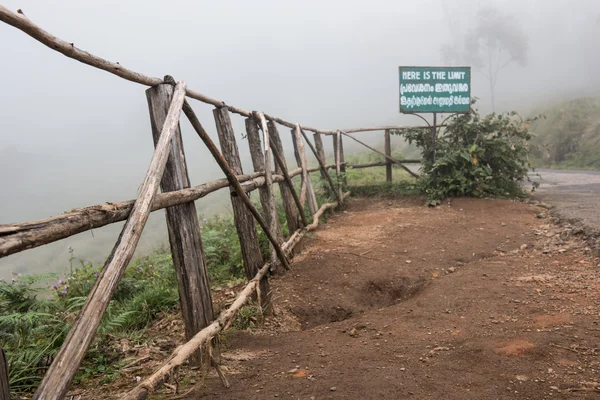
[392,104,538,205]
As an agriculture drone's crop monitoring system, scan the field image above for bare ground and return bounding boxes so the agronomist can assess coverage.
[87,196,600,399]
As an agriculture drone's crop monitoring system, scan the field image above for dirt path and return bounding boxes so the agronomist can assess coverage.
[174,197,600,399]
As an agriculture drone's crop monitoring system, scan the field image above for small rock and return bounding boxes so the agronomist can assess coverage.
[550,386,559,390]
[536,212,547,219]
[288,368,299,374]
[405,260,412,264]
[519,244,528,250]
[400,367,406,371]
[330,387,337,392]
[501,222,506,226]
[516,375,529,382]
[448,267,456,273]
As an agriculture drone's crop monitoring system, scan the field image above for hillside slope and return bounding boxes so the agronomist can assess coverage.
[529,97,600,169]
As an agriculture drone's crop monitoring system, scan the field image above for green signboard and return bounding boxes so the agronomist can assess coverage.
[399,66,471,113]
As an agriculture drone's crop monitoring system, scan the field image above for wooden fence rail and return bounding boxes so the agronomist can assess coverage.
[0,6,432,136]
[0,6,426,400]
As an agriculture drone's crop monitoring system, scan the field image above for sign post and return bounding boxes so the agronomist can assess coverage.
[398,66,471,189]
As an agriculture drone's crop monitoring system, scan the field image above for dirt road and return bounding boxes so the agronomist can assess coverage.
[531,169,600,234]
[175,197,600,399]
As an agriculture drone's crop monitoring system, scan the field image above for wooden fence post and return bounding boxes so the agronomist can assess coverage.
[291,125,318,215]
[267,121,302,233]
[213,107,270,307]
[0,348,9,400]
[146,83,215,364]
[339,134,347,187]
[333,132,344,203]
[313,132,331,195]
[385,129,392,182]
[33,82,188,400]
[246,115,284,275]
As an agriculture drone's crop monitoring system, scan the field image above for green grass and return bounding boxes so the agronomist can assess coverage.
[341,152,420,198]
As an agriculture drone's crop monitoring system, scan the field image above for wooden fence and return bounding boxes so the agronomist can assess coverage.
[0,5,427,400]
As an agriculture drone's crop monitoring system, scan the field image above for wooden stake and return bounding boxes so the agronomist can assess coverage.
[384,129,392,183]
[146,82,214,365]
[334,132,344,203]
[339,134,347,187]
[300,128,341,204]
[291,124,318,215]
[267,123,309,227]
[33,81,187,400]
[312,132,330,195]
[213,107,274,296]
[340,131,419,178]
[0,348,9,400]
[246,114,284,278]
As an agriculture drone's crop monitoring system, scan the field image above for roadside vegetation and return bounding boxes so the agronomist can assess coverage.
[529,97,600,169]
[391,103,538,205]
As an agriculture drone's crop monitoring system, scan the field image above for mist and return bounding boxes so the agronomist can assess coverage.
[1,0,599,278]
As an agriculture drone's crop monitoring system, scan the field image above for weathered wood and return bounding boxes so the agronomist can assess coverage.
[246,115,284,277]
[340,131,419,178]
[0,348,9,400]
[385,129,392,182]
[334,132,344,203]
[213,106,269,293]
[347,160,421,169]
[0,6,439,137]
[121,190,350,400]
[339,134,347,187]
[146,83,214,365]
[182,101,289,270]
[0,165,331,259]
[312,132,330,194]
[291,125,318,215]
[33,81,187,400]
[267,121,308,229]
[300,128,341,204]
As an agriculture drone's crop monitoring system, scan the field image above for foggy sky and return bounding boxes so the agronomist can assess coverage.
[1,0,599,277]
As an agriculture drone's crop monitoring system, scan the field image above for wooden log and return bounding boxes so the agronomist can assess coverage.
[146,82,214,365]
[0,6,438,137]
[385,129,392,182]
[246,115,284,278]
[267,122,308,228]
[346,160,421,169]
[300,128,341,204]
[0,165,332,260]
[0,348,9,400]
[121,190,350,400]
[340,131,419,178]
[312,132,330,195]
[213,106,271,293]
[291,124,318,215]
[33,81,187,400]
